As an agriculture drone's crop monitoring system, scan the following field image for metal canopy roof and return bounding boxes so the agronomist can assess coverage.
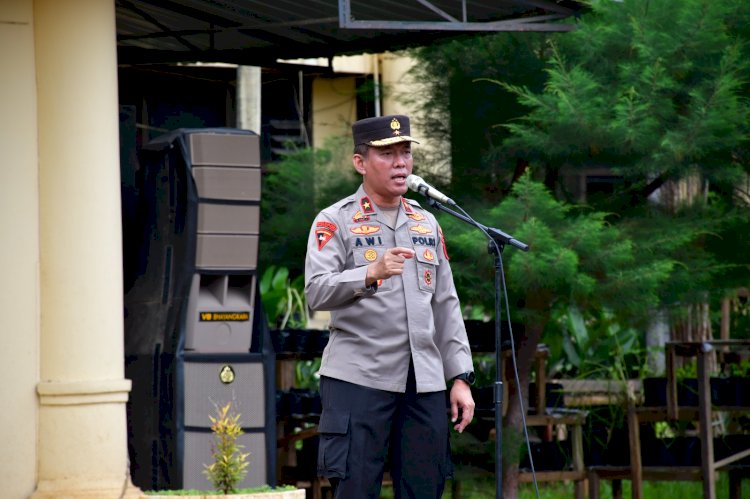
[116,0,582,66]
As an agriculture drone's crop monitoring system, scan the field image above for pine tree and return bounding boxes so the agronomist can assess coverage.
[415,1,750,496]
[501,0,749,206]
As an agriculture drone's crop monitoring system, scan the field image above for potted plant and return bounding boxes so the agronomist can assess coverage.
[713,358,750,407]
[143,402,305,499]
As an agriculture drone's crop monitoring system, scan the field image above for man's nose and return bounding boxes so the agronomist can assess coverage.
[394,152,408,166]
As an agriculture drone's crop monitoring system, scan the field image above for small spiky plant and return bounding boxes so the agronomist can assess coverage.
[203,402,250,494]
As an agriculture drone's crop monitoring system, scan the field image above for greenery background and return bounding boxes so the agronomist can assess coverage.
[258,0,750,496]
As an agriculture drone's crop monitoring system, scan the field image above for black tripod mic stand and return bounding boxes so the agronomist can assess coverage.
[426,198,528,499]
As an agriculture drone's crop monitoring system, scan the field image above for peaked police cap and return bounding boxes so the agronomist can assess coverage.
[352,115,420,147]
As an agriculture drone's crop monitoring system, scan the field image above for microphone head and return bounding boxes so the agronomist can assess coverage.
[405,174,424,192]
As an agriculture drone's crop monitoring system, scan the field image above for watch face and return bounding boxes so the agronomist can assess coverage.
[467,372,476,384]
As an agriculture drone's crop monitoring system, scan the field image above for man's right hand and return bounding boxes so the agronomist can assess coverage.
[366,247,415,286]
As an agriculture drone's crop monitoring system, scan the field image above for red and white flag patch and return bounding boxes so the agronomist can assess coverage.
[316,221,337,250]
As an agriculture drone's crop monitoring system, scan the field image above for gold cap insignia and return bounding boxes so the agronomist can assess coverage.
[219,365,235,384]
[390,118,402,136]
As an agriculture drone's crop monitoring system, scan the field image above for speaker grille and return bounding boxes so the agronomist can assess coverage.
[184,360,265,428]
[183,430,267,489]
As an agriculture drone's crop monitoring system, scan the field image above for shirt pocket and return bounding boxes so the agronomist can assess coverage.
[352,248,391,292]
[316,409,351,479]
[353,247,382,267]
[414,248,440,293]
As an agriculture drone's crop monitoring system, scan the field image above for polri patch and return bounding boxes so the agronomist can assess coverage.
[316,221,337,250]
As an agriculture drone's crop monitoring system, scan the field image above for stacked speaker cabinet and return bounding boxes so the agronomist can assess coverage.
[124,128,275,492]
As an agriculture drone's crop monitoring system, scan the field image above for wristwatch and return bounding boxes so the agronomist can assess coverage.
[453,371,476,385]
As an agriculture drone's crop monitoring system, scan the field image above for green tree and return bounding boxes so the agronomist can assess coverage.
[407,33,552,201]
[496,0,750,346]
[259,137,360,280]
[422,1,750,494]
[500,0,750,208]
[439,172,671,495]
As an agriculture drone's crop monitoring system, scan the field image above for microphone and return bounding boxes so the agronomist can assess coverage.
[406,174,456,206]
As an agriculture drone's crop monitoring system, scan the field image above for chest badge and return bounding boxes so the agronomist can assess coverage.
[351,224,381,235]
[401,197,414,213]
[410,224,433,235]
[352,210,370,222]
[364,249,378,262]
[423,249,435,261]
[424,269,433,287]
[360,196,375,214]
[407,212,425,221]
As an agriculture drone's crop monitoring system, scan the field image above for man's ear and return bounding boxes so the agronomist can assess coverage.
[352,154,366,175]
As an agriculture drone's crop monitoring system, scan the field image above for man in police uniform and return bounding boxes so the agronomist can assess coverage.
[305,114,475,498]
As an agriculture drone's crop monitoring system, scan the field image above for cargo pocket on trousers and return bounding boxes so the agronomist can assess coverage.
[316,409,350,479]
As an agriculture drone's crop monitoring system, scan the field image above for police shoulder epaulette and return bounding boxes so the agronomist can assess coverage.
[323,194,356,212]
[403,196,422,208]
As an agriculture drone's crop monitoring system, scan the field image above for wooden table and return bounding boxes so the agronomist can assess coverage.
[625,340,750,499]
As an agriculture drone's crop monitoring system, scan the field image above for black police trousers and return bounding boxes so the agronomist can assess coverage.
[316,362,453,499]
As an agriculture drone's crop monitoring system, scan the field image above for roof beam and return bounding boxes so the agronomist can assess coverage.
[338,0,578,32]
[117,0,200,50]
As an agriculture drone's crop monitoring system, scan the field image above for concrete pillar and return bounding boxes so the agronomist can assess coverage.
[32,0,139,497]
[238,65,262,134]
[311,76,357,149]
[0,1,41,497]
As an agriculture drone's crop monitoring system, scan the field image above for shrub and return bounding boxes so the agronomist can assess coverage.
[203,402,250,494]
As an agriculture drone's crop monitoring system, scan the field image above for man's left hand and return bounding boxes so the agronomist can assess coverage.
[449,380,475,433]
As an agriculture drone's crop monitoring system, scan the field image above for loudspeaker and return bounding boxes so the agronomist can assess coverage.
[124,129,275,492]
[181,353,275,490]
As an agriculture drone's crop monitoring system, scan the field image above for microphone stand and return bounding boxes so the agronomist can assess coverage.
[426,198,528,499]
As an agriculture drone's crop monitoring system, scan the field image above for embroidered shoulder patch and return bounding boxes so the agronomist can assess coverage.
[439,226,449,260]
[316,221,337,250]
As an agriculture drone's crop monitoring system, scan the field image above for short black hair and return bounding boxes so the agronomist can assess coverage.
[353,143,369,156]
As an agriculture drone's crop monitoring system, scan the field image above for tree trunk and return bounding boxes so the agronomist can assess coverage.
[670,300,715,372]
[646,308,670,376]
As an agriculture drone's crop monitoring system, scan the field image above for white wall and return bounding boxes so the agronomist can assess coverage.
[0,1,41,496]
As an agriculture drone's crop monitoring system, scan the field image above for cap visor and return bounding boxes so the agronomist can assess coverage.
[367,135,420,146]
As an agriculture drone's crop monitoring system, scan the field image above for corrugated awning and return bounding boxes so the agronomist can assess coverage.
[116,0,582,66]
